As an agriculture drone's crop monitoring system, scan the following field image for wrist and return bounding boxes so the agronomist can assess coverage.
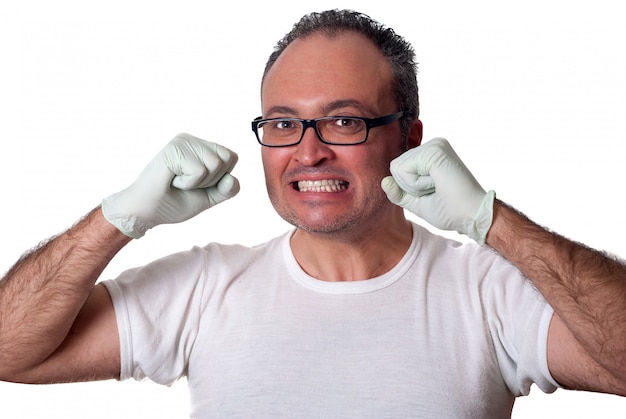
[94,206,135,245]
[484,199,530,254]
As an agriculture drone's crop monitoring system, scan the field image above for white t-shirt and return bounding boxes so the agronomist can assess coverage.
[103,223,558,418]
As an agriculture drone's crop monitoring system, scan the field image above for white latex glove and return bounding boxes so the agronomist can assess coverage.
[381,137,495,244]
[102,133,240,238]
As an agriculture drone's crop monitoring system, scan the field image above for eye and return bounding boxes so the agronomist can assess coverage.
[260,119,298,132]
[259,119,302,140]
[333,118,357,128]
[329,117,365,134]
[274,120,298,130]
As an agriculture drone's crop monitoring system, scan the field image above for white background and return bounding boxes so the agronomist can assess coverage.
[1,0,625,417]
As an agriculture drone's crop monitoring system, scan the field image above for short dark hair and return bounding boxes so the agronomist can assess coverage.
[263,9,419,148]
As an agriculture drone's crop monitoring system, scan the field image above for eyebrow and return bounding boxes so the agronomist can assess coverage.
[264,106,298,118]
[323,100,374,116]
[264,99,375,119]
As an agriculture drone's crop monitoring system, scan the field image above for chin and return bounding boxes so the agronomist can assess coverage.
[289,214,371,239]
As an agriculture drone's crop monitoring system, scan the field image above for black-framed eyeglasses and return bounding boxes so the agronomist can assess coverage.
[251,111,404,147]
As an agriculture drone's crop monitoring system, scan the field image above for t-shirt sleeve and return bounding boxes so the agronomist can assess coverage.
[102,246,209,386]
[484,256,561,396]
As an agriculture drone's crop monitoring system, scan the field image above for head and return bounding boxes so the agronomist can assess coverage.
[258,10,422,240]
[262,9,420,151]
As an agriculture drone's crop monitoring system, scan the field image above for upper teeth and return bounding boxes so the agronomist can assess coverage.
[298,179,347,192]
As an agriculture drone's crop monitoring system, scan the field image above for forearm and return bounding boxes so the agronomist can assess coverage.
[486,200,626,380]
[0,207,131,376]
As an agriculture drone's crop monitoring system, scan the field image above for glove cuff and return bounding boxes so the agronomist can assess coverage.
[101,194,150,239]
[468,190,496,245]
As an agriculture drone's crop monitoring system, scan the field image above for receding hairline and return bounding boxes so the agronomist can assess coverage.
[262,28,390,87]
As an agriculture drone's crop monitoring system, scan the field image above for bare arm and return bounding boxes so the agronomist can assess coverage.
[384,138,626,395]
[0,207,130,383]
[486,200,626,395]
[0,135,240,384]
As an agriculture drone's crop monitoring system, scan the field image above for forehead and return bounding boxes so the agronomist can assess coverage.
[261,32,395,115]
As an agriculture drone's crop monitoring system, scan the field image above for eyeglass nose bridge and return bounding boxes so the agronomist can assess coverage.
[298,119,326,144]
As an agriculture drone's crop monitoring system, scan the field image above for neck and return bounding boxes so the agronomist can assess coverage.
[290,212,413,282]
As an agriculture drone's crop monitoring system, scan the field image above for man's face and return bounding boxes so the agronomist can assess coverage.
[260,32,415,238]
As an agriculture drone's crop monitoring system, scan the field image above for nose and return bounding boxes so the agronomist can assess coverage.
[293,125,335,166]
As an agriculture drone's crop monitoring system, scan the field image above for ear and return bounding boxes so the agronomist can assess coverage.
[407,119,423,149]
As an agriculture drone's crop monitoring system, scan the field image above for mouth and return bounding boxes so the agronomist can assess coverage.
[293,179,349,192]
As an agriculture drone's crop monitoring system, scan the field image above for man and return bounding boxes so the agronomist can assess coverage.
[0,9,624,418]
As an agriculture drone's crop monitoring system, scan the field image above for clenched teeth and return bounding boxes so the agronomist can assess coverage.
[297,179,348,192]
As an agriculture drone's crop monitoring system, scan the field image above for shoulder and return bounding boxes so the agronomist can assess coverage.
[199,230,291,267]
[409,222,546,307]
[106,230,292,295]
[411,222,516,274]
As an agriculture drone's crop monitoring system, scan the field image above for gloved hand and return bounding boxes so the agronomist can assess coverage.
[381,137,495,244]
[102,133,240,239]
